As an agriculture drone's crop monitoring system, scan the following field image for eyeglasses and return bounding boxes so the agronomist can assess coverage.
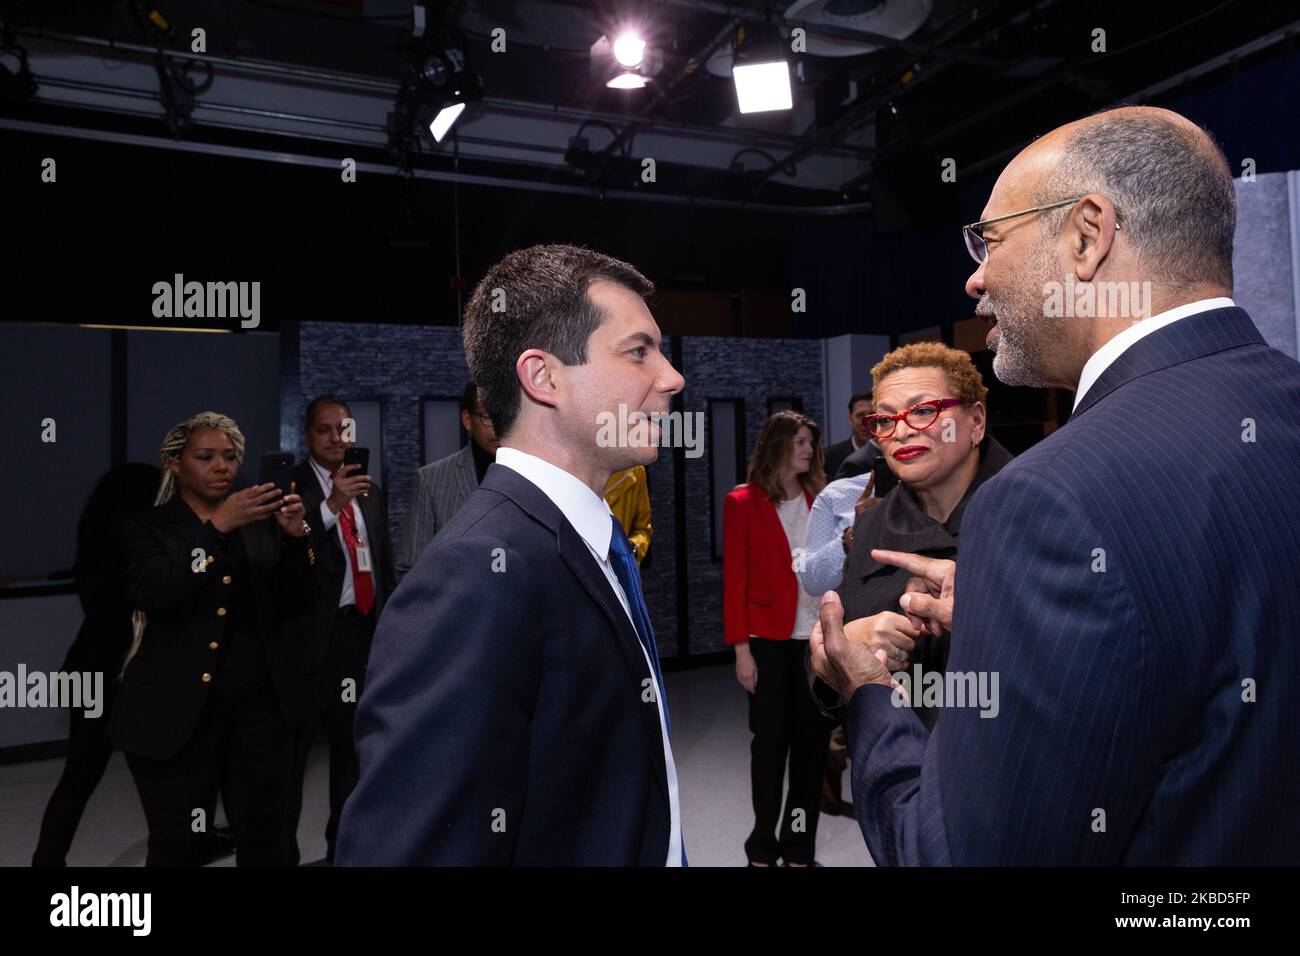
[861,398,964,440]
[471,409,493,424]
[962,196,1096,264]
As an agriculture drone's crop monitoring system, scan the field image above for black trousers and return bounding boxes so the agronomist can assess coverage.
[285,607,372,864]
[124,687,293,866]
[744,637,836,865]
[31,683,118,867]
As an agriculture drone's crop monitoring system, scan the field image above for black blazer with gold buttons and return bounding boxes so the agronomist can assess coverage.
[109,494,320,760]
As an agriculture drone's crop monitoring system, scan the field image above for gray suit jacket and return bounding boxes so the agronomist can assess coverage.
[395,444,477,578]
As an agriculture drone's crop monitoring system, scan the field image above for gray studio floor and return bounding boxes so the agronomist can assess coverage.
[1,664,875,867]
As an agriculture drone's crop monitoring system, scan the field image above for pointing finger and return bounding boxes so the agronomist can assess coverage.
[871,549,949,586]
[900,591,948,635]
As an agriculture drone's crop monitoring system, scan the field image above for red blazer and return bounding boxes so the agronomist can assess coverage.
[722,483,815,646]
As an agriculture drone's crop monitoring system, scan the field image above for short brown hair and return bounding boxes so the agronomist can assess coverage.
[746,410,827,502]
[871,342,989,408]
[462,244,654,439]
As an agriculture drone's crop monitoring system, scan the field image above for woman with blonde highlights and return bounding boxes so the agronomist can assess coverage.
[110,411,318,866]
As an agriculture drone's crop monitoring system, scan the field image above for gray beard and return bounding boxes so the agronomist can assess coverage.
[991,320,1055,387]
[988,250,1066,388]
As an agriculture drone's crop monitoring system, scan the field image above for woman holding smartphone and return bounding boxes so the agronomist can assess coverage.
[110,411,319,866]
[723,410,835,867]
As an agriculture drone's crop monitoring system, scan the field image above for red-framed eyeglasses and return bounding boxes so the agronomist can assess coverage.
[860,398,964,440]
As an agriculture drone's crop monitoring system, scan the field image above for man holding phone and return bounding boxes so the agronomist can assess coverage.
[285,394,396,864]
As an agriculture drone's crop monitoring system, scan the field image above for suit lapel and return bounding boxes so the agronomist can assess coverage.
[756,492,787,552]
[482,465,670,801]
[1072,306,1265,419]
[296,461,345,580]
[555,521,670,799]
[293,461,329,537]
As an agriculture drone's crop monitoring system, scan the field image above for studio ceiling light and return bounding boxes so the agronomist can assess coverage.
[591,31,661,91]
[390,3,483,155]
[612,32,646,68]
[731,22,793,114]
[429,101,466,141]
[733,60,793,113]
[607,72,648,90]
[417,44,481,142]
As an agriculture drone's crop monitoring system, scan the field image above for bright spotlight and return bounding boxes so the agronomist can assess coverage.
[429,101,466,141]
[733,60,792,114]
[606,71,648,90]
[612,32,646,68]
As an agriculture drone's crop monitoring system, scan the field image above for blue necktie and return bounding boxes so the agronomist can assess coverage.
[608,516,687,867]
[608,517,669,736]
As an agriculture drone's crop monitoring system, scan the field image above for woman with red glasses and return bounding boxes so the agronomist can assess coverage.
[828,342,1013,730]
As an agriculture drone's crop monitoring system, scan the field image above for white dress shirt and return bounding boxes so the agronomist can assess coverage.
[1073,297,1236,411]
[494,446,684,867]
[309,455,372,609]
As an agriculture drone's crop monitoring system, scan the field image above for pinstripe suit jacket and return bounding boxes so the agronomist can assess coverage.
[395,444,478,578]
[845,305,1300,865]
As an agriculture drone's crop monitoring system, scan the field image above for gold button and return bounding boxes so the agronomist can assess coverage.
[222,575,232,584]
[209,641,219,650]
[216,607,227,617]
[201,673,212,683]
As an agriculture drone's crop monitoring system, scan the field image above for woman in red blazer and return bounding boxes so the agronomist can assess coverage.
[723,410,834,866]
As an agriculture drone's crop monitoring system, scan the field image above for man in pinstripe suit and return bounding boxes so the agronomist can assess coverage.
[395,382,498,579]
[812,106,1300,864]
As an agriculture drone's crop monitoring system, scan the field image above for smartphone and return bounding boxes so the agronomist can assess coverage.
[260,451,295,501]
[870,455,899,499]
[343,446,370,476]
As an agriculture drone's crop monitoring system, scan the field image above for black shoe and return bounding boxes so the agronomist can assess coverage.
[195,826,237,865]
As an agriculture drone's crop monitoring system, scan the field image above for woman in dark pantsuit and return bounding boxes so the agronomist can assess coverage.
[111,411,318,866]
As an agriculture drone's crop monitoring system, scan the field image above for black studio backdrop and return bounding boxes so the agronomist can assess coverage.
[3,129,814,332]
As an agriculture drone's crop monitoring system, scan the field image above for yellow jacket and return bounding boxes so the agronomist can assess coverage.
[604,466,653,565]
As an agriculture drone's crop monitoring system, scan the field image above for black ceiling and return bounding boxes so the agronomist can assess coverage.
[3,0,1299,333]
[6,0,1300,212]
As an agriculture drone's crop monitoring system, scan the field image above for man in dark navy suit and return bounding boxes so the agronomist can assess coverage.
[336,245,687,865]
[812,106,1300,864]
